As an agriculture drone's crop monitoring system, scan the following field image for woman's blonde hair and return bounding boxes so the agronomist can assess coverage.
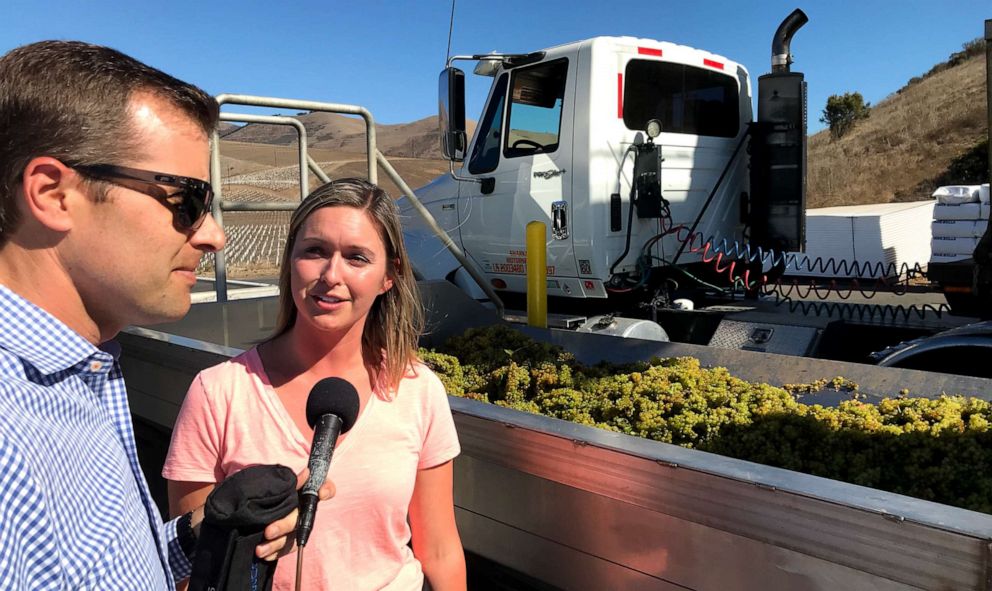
[269,178,423,390]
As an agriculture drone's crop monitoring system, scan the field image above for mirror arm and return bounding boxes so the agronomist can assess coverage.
[447,160,491,189]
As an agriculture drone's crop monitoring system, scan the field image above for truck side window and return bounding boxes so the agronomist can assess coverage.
[468,73,508,175]
[623,59,739,138]
[503,59,568,158]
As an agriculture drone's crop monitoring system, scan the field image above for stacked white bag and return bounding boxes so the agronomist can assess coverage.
[930,183,990,263]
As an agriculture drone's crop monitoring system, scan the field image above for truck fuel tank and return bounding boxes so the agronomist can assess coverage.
[576,314,669,341]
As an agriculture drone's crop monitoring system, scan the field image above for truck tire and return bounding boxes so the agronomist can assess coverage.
[942,291,985,318]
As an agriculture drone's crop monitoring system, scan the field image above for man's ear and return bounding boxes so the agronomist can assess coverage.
[18,157,80,233]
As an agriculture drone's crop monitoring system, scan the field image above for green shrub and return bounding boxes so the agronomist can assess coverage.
[820,92,871,139]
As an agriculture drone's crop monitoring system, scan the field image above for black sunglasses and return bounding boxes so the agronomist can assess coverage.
[72,163,214,231]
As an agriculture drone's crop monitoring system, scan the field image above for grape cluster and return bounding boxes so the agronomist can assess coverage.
[419,325,992,514]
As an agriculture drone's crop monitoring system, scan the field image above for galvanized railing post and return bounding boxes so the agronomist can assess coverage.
[986,19,991,192]
[209,95,377,301]
[375,150,505,317]
[207,95,497,315]
[209,130,227,301]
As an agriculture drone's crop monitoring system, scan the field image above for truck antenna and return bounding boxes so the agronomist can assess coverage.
[445,0,457,64]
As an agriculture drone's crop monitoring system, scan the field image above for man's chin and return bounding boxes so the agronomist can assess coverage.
[136,296,193,327]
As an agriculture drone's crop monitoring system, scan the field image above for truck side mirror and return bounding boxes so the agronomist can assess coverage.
[438,67,467,162]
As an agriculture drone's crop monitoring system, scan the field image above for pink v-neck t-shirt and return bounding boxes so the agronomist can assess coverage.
[162,347,460,590]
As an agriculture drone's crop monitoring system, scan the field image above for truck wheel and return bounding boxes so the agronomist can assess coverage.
[942,291,985,318]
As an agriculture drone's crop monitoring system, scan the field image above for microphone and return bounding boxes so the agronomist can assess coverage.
[296,377,360,547]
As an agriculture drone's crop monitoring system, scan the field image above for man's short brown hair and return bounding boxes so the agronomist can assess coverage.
[0,40,219,245]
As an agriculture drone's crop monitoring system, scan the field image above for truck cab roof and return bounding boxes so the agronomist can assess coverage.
[476,36,747,81]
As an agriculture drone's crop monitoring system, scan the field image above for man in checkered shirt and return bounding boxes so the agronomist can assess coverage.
[0,41,331,589]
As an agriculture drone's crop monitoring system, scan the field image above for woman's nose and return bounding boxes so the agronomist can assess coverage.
[321,253,343,284]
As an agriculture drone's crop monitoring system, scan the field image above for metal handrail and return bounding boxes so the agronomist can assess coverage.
[214,113,332,210]
[206,95,502,317]
[375,150,505,318]
[219,112,311,198]
[215,94,377,181]
[209,95,377,301]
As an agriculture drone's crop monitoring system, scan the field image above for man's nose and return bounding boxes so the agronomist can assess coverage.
[191,213,226,252]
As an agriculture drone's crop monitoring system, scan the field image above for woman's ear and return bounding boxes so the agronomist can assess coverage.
[379,258,400,295]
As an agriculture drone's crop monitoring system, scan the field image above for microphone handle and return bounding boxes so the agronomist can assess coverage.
[297,413,343,546]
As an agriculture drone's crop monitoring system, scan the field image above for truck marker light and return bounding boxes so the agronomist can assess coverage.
[703,58,724,70]
[584,280,595,290]
[491,278,507,289]
[617,73,623,118]
[637,47,662,57]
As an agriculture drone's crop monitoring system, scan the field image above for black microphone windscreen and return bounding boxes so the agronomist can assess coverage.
[305,377,360,433]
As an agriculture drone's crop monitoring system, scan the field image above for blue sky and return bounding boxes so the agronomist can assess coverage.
[2,1,988,133]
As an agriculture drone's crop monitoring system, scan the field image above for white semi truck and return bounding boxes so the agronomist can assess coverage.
[401,10,992,374]
[405,11,806,313]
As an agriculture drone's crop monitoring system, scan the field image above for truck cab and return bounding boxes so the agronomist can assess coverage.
[403,37,753,305]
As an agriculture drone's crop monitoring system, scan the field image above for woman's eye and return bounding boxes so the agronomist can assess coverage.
[349,254,370,264]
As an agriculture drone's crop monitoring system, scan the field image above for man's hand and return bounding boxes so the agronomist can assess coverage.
[254,468,335,560]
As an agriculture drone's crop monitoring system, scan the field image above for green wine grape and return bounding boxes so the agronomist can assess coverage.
[419,325,992,514]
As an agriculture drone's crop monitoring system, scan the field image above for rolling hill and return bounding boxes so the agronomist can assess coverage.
[807,42,988,208]
[221,112,477,160]
[218,41,987,209]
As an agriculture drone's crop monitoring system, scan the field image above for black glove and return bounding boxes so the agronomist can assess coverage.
[189,464,299,591]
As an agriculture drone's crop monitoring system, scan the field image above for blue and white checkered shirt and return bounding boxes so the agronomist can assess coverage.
[0,284,192,589]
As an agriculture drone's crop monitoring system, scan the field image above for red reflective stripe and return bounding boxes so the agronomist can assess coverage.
[703,58,724,70]
[617,73,623,118]
[638,47,662,57]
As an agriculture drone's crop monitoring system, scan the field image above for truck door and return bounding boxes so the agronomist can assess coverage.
[458,57,578,296]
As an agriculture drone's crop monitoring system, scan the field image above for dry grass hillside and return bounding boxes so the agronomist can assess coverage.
[217,140,449,197]
[217,121,240,136]
[206,138,450,279]
[808,51,988,207]
[221,113,477,160]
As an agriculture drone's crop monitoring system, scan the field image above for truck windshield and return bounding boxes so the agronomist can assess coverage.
[623,59,739,138]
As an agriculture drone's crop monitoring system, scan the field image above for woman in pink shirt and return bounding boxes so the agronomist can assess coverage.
[164,178,466,590]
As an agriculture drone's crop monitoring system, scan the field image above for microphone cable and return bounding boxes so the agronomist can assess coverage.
[296,548,304,591]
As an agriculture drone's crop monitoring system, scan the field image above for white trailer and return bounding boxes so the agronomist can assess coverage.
[787,201,936,279]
